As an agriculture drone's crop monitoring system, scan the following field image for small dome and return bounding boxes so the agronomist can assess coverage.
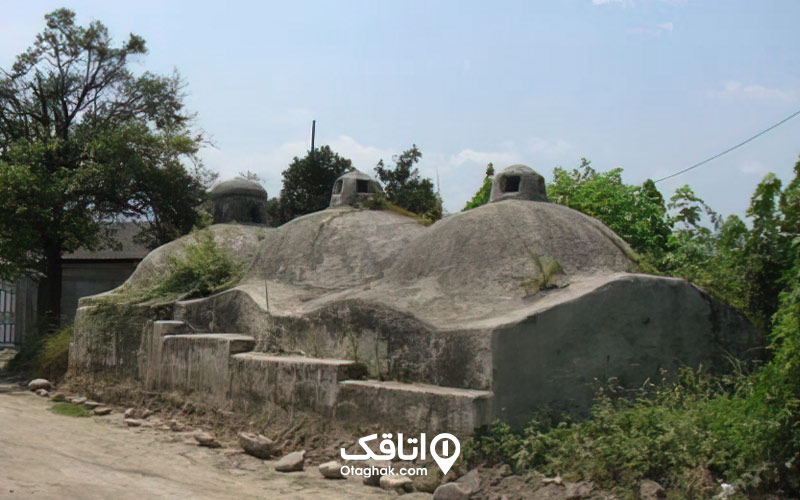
[330,170,383,208]
[211,177,268,225]
[211,177,267,199]
[489,164,548,203]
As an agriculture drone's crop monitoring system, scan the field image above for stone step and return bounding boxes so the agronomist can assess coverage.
[160,334,256,401]
[230,353,366,415]
[335,380,494,435]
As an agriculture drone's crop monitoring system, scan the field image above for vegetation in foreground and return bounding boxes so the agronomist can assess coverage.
[463,157,800,498]
[50,402,91,418]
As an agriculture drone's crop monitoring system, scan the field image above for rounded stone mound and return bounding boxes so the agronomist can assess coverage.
[387,200,636,291]
[250,208,425,289]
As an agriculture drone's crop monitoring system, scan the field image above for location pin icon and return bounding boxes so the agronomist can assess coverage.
[429,433,460,475]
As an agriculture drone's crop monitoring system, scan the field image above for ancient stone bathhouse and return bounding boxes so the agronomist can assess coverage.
[69,165,762,433]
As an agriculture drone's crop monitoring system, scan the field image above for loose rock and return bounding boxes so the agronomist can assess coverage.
[124,418,143,427]
[640,480,666,500]
[380,474,414,493]
[83,401,101,409]
[238,432,274,459]
[194,432,222,448]
[28,379,52,391]
[141,409,153,419]
[433,482,472,500]
[318,461,345,479]
[565,481,595,499]
[93,407,113,416]
[50,392,66,402]
[169,420,185,432]
[35,389,49,397]
[274,451,305,472]
[123,408,135,418]
[70,396,87,404]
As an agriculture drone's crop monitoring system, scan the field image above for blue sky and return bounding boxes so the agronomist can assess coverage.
[2,1,799,216]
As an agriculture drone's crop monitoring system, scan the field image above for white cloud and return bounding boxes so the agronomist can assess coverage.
[627,21,674,36]
[739,161,768,175]
[710,81,799,102]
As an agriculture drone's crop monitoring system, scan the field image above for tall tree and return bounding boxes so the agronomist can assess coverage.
[463,163,494,211]
[374,145,442,220]
[0,9,212,325]
[276,145,352,224]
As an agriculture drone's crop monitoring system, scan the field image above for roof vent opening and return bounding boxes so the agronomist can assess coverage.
[502,175,521,193]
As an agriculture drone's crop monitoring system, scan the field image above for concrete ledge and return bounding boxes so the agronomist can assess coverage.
[230,353,362,415]
[160,334,256,403]
[334,380,493,435]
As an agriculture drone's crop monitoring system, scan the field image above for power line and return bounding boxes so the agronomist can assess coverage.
[654,108,800,183]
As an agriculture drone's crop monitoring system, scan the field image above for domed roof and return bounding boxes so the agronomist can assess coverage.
[387,200,635,291]
[336,170,376,181]
[490,164,548,203]
[211,177,267,199]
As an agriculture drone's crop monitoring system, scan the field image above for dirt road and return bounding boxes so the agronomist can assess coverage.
[0,379,391,499]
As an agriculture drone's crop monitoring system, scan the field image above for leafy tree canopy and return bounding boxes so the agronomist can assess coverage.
[374,145,442,221]
[274,145,352,224]
[0,9,213,321]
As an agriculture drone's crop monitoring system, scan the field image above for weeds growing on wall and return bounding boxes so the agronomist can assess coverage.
[520,254,563,294]
[75,229,245,372]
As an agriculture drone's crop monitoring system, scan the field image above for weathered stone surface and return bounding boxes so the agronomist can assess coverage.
[489,164,548,203]
[412,463,443,493]
[70,396,87,404]
[123,408,135,418]
[432,482,472,500]
[50,392,66,402]
[124,419,142,427]
[433,469,480,500]
[231,353,362,415]
[274,451,305,472]
[640,480,666,500]
[318,461,344,479]
[160,334,255,404]
[565,481,595,499]
[380,474,413,493]
[335,380,492,434]
[70,190,763,433]
[194,432,222,448]
[35,389,49,397]
[28,379,52,391]
[169,420,185,432]
[83,401,101,409]
[237,432,274,459]
[93,407,113,416]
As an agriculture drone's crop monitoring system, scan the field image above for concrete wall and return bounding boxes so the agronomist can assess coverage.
[491,274,763,428]
[160,334,255,405]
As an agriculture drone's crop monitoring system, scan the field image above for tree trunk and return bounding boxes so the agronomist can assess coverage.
[36,240,63,331]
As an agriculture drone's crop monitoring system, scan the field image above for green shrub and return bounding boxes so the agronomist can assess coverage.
[153,230,244,300]
[36,326,72,381]
[5,325,72,380]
